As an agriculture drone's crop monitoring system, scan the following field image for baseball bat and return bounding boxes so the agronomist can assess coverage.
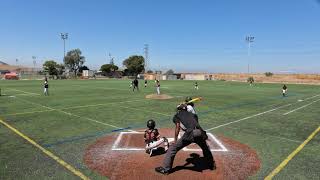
[186,97,202,104]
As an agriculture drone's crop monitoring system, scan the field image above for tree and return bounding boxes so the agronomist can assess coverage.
[265,72,273,77]
[56,64,65,79]
[43,60,58,78]
[100,64,119,75]
[122,55,145,76]
[165,69,174,75]
[64,49,85,77]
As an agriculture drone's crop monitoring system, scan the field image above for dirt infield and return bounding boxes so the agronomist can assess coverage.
[145,94,174,100]
[84,129,261,180]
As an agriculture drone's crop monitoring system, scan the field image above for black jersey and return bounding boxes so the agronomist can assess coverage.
[133,79,138,86]
[173,111,198,131]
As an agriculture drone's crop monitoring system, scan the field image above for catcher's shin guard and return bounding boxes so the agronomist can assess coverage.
[163,137,169,151]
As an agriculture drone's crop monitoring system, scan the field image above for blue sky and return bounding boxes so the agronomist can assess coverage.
[0,0,320,73]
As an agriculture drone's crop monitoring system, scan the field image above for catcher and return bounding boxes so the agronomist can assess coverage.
[144,119,169,156]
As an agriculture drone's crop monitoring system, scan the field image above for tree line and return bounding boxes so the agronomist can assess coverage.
[42,48,147,78]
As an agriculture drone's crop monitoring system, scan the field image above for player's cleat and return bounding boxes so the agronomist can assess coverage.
[155,166,170,175]
[208,161,216,170]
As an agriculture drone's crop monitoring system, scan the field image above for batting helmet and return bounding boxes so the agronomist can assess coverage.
[185,96,192,103]
[147,119,156,129]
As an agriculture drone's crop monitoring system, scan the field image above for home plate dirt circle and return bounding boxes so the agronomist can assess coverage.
[84,128,261,180]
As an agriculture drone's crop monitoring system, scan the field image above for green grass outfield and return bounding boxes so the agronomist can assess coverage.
[0,79,319,180]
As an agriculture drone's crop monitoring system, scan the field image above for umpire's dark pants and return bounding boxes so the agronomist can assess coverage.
[162,132,214,170]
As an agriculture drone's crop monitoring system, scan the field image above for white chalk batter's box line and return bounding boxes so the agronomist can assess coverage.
[111,131,228,152]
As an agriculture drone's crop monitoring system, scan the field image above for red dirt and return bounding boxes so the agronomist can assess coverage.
[84,129,261,180]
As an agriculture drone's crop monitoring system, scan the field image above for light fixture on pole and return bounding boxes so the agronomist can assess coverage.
[245,35,254,74]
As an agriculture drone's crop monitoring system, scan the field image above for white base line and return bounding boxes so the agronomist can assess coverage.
[303,94,320,101]
[205,104,292,131]
[8,88,40,95]
[13,97,137,132]
[283,99,320,115]
[112,132,227,152]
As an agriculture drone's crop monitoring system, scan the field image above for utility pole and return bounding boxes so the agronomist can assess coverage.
[144,44,149,72]
[245,35,254,74]
[109,53,114,65]
[60,33,68,60]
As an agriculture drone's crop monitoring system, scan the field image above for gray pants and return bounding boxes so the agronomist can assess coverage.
[162,133,214,170]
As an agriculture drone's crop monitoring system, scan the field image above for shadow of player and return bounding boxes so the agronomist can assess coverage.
[171,153,215,173]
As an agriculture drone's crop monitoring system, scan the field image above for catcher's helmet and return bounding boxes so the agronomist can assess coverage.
[147,119,156,129]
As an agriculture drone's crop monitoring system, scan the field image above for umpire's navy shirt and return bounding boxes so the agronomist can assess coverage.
[173,110,200,141]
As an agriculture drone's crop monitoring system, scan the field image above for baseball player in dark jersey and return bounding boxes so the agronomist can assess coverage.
[144,119,169,156]
[155,104,215,175]
[194,82,199,90]
[44,80,49,96]
[133,78,139,91]
[282,84,287,97]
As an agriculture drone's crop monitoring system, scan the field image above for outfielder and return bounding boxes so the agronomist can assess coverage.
[144,119,169,156]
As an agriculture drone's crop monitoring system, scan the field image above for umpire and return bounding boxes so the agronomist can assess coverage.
[155,104,215,175]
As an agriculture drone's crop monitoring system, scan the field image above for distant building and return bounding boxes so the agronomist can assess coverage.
[181,73,210,80]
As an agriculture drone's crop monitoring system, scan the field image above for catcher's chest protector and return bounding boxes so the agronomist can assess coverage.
[145,129,158,143]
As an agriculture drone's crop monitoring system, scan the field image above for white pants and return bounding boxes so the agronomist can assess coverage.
[195,86,199,90]
[145,137,168,150]
[44,88,49,95]
[156,87,160,95]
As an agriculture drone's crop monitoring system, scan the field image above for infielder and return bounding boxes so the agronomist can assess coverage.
[133,78,139,91]
[144,80,148,87]
[155,104,215,175]
[282,84,287,97]
[144,119,169,156]
[44,80,49,96]
[194,82,199,90]
[155,80,160,95]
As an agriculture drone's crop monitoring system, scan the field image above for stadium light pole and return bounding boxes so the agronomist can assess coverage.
[32,56,36,74]
[245,35,254,74]
[60,33,68,60]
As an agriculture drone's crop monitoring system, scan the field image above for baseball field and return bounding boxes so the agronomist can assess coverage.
[0,79,319,180]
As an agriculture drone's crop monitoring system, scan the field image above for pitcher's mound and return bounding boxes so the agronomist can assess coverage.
[146,94,173,100]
